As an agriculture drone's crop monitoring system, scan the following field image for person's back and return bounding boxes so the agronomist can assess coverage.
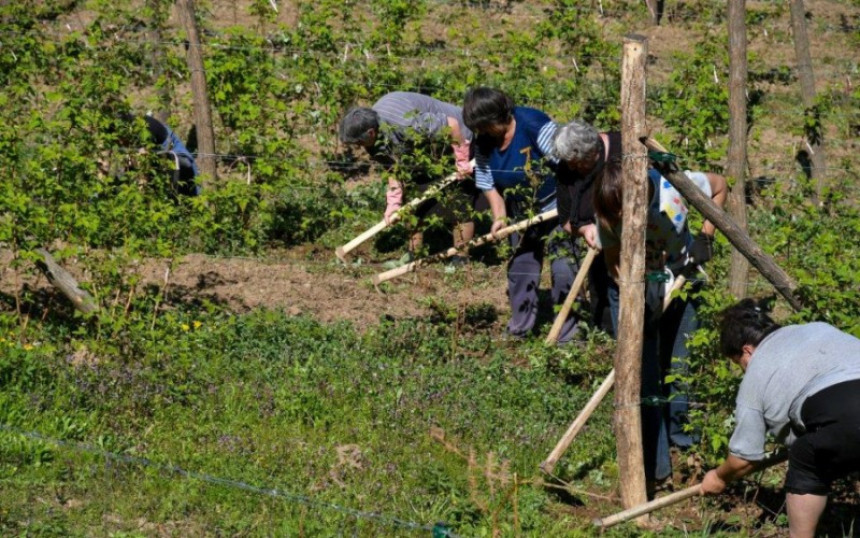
[372,92,470,147]
[736,322,860,446]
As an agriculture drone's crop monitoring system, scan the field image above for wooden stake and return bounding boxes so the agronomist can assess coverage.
[335,170,462,262]
[616,33,650,514]
[178,0,217,184]
[545,247,598,344]
[371,209,558,285]
[727,0,751,300]
[657,166,803,312]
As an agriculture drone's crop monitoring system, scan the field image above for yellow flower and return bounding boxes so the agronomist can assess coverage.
[23,344,33,351]
[181,323,190,332]
[193,320,202,329]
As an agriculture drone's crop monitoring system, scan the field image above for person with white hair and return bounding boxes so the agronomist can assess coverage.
[551,120,620,333]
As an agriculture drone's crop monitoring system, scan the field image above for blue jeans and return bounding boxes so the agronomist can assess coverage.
[607,283,700,481]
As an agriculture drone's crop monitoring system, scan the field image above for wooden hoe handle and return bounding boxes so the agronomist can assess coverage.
[545,247,598,345]
[593,484,701,528]
[371,209,558,285]
[335,170,462,262]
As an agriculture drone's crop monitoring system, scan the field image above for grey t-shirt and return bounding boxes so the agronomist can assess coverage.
[729,322,860,461]
[372,92,471,147]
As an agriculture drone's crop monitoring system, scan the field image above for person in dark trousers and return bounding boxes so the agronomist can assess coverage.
[117,114,201,196]
[339,92,483,266]
[594,158,727,489]
[550,120,617,332]
[463,87,579,344]
[702,299,860,538]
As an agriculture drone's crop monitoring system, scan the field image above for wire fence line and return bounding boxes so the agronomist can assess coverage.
[0,423,461,537]
[7,30,859,81]
[13,140,857,178]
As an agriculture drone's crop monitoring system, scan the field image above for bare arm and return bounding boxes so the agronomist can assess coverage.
[446,116,467,145]
[702,172,728,236]
[701,454,765,494]
[485,188,508,235]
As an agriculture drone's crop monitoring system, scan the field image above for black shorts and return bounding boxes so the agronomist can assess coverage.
[785,379,860,495]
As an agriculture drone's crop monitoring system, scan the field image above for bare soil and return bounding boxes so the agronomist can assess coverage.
[0,248,510,330]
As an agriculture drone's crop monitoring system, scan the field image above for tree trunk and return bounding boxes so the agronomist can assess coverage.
[789,0,826,204]
[147,0,172,123]
[177,0,217,183]
[616,34,649,515]
[644,0,663,24]
[727,0,750,299]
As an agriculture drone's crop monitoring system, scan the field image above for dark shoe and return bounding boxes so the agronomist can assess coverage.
[448,255,468,267]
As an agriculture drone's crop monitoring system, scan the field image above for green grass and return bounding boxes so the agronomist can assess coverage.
[0,311,624,536]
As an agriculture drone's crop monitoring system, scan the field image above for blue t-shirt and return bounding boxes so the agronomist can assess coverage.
[474,107,557,212]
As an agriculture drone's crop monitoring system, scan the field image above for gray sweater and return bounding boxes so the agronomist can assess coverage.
[729,322,860,461]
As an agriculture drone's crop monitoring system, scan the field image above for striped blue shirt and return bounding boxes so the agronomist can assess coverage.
[473,107,557,212]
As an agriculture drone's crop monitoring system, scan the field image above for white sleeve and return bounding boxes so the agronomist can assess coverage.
[474,152,494,191]
[536,121,558,163]
[683,170,713,198]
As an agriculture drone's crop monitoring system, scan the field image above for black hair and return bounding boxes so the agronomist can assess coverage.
[339,107,380,144]
[718,298,781,357]
[462,87,514,132]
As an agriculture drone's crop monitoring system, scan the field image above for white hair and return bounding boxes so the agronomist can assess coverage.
[552,120,601,163]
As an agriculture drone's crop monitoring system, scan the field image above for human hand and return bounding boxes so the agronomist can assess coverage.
[578,223,598,249]
[384,202,401,225]
[384,179,404,224]
[689,233,714,265]
[452,141,473,178]
[700,470,727,495]
[491,218,507,238]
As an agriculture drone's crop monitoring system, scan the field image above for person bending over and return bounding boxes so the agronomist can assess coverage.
[339,92,484,265]
[463,87,580,344]
[594,158,726,488]
[702,299,860,538]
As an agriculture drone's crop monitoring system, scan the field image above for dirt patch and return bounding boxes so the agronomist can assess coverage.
[1,249,510,330]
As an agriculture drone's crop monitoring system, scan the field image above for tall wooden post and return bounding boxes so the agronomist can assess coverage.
[789,0,826,204]
[616,34,649,514]
[727,0,750,299]
[178,0,217,183]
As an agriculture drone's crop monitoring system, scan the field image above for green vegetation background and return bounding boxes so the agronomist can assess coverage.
[1,0,858,535]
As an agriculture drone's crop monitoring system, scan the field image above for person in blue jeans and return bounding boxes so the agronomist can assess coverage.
[594,158,727,487]
[119,114,201,196]
[463,87,581,344]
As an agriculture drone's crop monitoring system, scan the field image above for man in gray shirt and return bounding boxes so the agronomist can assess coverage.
[339,92,483,264]
[701,299,860,538]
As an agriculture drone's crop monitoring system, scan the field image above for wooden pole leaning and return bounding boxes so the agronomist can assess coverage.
[540,275,687,475]
[335,169,463,262]
[371,209,558,286]
[545,247,598,345]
